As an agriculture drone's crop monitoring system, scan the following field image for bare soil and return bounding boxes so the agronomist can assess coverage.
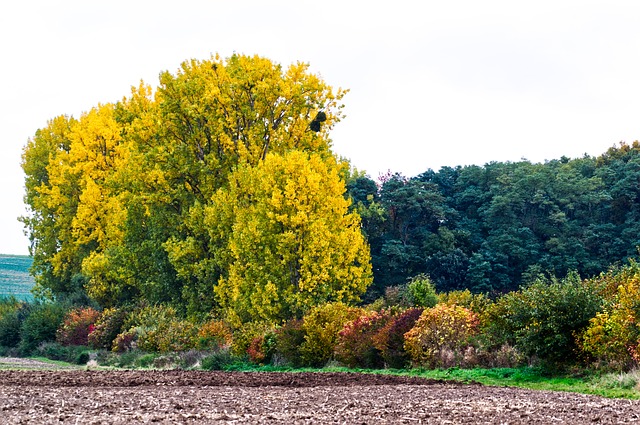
[1,369,639,424]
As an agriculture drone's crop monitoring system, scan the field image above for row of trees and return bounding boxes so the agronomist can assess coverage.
[349,143,640,298]
[21,54,371,324]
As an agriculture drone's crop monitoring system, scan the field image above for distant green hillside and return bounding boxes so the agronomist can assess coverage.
[0,255,34,301]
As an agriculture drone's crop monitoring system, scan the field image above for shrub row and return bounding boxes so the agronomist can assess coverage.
[5,263,640,372]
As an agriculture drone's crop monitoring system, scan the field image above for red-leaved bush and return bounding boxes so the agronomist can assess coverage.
[196,319,232,351]
[88,307,127,350]
[372,308,423,369]
[334,310,392,368]
[56,307,101,346]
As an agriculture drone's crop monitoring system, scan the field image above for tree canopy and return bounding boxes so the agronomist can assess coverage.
[21,54,370,321]
[350,143,640,298]
[22,53,640,316]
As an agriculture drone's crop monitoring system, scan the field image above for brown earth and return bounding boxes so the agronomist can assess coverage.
[0,369,639,424]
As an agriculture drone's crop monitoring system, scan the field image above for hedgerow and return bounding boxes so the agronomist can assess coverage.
[10,264,640,374]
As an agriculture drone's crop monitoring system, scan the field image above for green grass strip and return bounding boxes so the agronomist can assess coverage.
[222,363,640,400]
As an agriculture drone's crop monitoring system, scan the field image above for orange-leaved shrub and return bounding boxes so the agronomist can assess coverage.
[372,307,423,369]
[299,302,362,367]
[581,262,640,370]
[196,319,232,351]
[334,309,392,368]
[404,303,479,369]
[56,307,101,346]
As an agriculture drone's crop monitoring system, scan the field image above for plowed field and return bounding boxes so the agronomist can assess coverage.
[1,369,639,424]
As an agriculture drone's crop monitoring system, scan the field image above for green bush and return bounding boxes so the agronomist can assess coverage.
[407,274,438,308]
[0,305,29,348]
[200,348,240,371]
[35,341,90,364]
[35,341,68,361]
[19,302,67,355]
[134,353,158,368]
[299,302,362,367]
[274,318,305,367]
[74,350,90,365]
[485,272,603,368]
[112,350,142,368]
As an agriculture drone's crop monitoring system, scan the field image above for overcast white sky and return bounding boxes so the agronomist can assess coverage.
[2,1,640,255]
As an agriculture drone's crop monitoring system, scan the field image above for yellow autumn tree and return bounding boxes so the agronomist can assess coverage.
[21,104,131,301]
[21,115,79,297]
[157,54,348,315]
[22,53,370,318]
[209,150,372,325]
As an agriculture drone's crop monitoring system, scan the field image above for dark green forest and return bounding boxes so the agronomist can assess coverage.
[350,141,640,300]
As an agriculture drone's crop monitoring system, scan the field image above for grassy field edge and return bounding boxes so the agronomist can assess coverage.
[225,363,640,399]
[1,352,638,399]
